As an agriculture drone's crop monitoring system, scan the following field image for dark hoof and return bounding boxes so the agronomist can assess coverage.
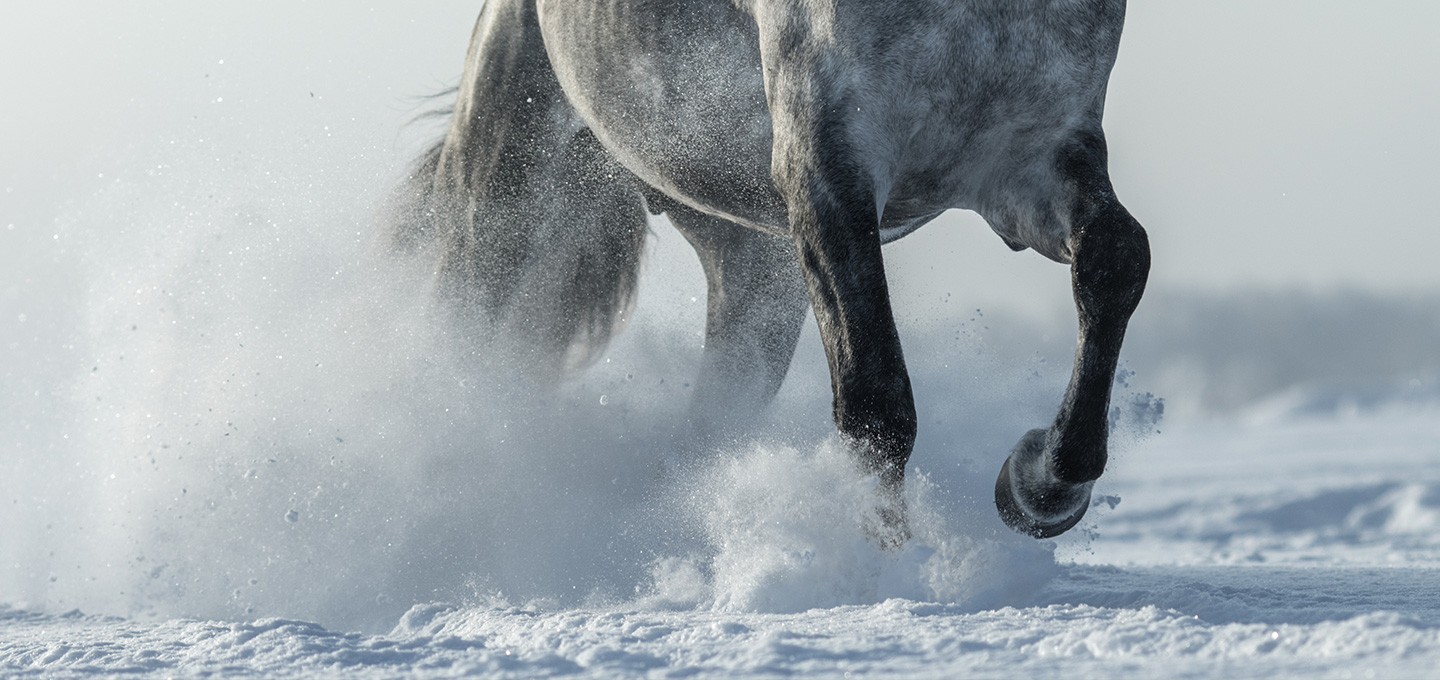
[993,429,1093,539]
[870,500,911,550]
[860,482,911,550]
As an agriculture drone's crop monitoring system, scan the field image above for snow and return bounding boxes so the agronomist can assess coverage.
[8,545,1440,678]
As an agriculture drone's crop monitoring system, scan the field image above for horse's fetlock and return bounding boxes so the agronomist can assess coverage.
[1052,454,1107,485]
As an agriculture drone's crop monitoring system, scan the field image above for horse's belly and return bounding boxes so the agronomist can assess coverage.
[538,0,787,231]
[875,114,1091,261]
[540,0,1123,258]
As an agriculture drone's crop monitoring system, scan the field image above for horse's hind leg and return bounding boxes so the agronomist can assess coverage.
[663,203,809,441]
[994,134,1151,538]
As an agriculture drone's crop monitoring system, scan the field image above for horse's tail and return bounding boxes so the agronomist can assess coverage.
[385,0,648,372]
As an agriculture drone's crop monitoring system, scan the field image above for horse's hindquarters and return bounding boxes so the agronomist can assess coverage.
[537,0,786,231]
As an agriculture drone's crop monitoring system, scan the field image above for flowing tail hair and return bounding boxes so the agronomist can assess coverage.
[385,0,648,372]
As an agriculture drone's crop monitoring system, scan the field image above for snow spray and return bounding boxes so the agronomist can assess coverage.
[0,103,1160,633]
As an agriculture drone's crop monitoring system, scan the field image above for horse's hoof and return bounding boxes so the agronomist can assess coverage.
[994,429,1093,539]
[868,499,911,550]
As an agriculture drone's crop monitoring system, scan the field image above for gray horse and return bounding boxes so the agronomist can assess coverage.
[389,0,1150,543]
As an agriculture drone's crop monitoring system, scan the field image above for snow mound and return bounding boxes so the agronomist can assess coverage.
[645,441,1056,613]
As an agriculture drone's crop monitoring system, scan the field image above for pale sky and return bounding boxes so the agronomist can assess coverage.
[3,2,1438,320]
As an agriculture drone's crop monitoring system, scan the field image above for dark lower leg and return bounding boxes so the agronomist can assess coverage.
[1053,199,1150,480]
[996,198,1149,538]
[788,194,917,546]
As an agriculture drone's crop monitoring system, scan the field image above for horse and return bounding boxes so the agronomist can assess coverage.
[388,0,1150,544]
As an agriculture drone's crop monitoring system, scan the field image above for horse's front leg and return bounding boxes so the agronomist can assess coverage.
[772,148,917,545]
[995,140,1151,538]
[756,12,915,544]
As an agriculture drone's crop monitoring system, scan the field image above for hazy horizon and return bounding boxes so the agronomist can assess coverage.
[4,2,1439,320]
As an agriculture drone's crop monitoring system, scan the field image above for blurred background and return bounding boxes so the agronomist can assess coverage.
[3,0,1439,420]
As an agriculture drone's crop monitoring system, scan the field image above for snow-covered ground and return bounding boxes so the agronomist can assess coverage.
[5,398,1440,678]
[5,178,1440,676]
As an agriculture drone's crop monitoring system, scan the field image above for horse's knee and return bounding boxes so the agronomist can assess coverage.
[1072,200,1150,328]
[1058,133,1151,326]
